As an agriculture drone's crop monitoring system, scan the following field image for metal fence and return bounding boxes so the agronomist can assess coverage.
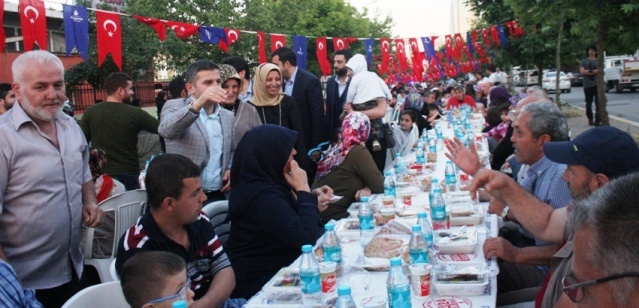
[67,81,170,113]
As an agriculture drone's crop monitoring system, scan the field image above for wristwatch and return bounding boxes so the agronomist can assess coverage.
[187,102,198,114]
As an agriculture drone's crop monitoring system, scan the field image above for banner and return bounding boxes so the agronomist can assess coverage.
[134,15,166,42]
[19,0,47,51]
[270,34,286,53]
[63,5,89,62]
[394,38,408,71]
[199,26,227,49]
[164,20,199,39]
[257,32,266,63]
[497,24,508,48]
[292,35,308,70]
[96,11,122,70]
[218,28,240,53]
[333,37,357,51]
[363,39,374,68]
[380,37,390,75]
[316,37,331,76]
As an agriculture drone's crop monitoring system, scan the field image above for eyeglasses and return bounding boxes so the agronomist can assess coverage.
[562,272,639,302]
[145,278,191,305]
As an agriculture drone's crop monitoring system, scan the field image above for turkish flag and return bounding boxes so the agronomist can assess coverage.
[332,37,357,51]
[218,28,240,53]
[490,26,500,47]
[134,15,166,41]
[510,20,525,38]
[454,33,464,60]
[409,38,423,82]
[431,36,439,46]
[164,20,199,39]
[257,32,266,63]
[380,37,391,74]
[444,35,454,61]
[316,37,331,77]
[472,30,478,44]
[394,39,408,71]
[270,34,286,53]
[96,11,122,70]
[19,0,47,51]
[473,42,486,58]
[481,28,490,47]
[0,0,5,53]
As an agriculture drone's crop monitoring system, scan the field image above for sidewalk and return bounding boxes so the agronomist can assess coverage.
[562,104,639,143]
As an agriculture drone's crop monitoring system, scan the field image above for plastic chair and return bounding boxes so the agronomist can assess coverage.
[110,258,119,281]
[83,190,147,283]
[61,281,128,308]
[202,200,230,245]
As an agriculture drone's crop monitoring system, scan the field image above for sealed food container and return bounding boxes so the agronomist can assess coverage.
[448,203,483,226]
[262,267,303,304]
[361,295,387,308]
[432,262,490,296]
[334,218,360,240]
[434,227,477,254]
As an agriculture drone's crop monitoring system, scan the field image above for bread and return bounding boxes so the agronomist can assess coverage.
[364,236,404,259]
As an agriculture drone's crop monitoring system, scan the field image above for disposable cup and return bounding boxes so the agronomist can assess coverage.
[409,263,432,298]
[319,261,337,294]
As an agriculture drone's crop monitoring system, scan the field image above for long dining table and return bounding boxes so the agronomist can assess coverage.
[246,114,499,308]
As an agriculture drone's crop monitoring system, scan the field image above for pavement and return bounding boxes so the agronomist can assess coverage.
[561,103,639,143]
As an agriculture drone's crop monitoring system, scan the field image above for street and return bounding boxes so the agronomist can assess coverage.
[557,86,639,124]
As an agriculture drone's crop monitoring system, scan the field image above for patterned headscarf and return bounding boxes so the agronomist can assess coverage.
[89,148,107,181]
[249,63,285,107]
[219,64,243,88]
[404,92,424,111]
[316,112,370,180]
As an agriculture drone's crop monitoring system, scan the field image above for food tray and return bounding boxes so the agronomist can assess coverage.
[334,218,361,240]
[262,267,303,304]
[435,227,478,254]
[432,262,490,297]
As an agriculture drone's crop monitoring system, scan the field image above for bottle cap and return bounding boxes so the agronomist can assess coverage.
[301,244,312,253]
[360,196,369,202]
[396,153,401,157]
[337,284,352,295]
[412,225,422,232]
[390,257,402,266]
[171,300,188,308]
[324,223,334,230]
[417,211,426,218]
[385,171,392,176]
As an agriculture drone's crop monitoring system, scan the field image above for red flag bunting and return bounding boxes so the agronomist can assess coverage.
[454,33,464,60]
[19,0,47,51]
[0,0,5,53]
[490,26,500,47]
[316,37,331,77]
[473,42,486,58]
[257,32,266,63]
[332,37,357,51]
[96,11,122,70]
[394,39,408,72]
[431,36,439,46]
[218,28,240,53]
[270,34,286,53]
[409,38,424,82]
[472,30,478,45]
[133,15,166,42]
[164,20,199,39]
[481,28,490,47]
[444,35,453,60]
[380,38,391,74]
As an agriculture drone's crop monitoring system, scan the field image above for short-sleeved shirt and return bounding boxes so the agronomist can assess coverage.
[446,95,477,110]
[116,212,231,299]
[0,260,42,307]
[0,102,92,289]
[580,58,598,88]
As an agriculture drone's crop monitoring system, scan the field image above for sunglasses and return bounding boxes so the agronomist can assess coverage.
[145,278,191,305]
[562,272,639,302]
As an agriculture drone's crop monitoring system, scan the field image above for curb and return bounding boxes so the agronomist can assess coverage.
[562,102,639,128]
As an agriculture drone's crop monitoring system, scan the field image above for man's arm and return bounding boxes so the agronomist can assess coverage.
[81,181,103,227]
[158,99,199,140]
[484,237,560,266]
[470,169,566,243]
[137,108,159,134]
[356,100,387,120]
[192,266,235,308]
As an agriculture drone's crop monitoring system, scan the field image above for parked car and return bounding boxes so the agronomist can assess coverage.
[526,70,540,85]
[567,72,583,86]
[542,71,571,93]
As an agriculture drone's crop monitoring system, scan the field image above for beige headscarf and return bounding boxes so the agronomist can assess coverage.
[249,63,285,107]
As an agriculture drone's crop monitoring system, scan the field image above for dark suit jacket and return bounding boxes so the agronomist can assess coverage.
[285,68,325,150]
[325,75,350,133]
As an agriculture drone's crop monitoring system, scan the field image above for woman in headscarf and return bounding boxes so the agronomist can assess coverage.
[88,148,125,258]
[312,112,384,223]
[248,63,308,168]
[218,64,261,147]
[226,125,324,299]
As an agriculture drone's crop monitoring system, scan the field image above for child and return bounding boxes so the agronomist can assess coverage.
[425,104,442,130]
[393,110,420,157]
[120,251,195,308]
[484,104,511,141]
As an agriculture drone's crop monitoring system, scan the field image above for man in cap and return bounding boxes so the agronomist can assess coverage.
[470,126,639,306]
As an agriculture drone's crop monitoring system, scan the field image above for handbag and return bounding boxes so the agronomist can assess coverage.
[383,123,395,148]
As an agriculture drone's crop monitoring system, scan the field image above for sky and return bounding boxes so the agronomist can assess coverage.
[346,0,476,42]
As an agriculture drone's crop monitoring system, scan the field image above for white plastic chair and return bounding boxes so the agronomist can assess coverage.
[84,190,147,283]
[61,281,128,308]
[202,200,230,245]
[110,258,119,281]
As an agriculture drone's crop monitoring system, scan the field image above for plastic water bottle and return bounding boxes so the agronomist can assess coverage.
[428,179,441,206]
[416,141,425,164]
[445,161,458,192]
[384,171,396,197]
[387,257,411,308]
[394,153,407,177]
[322,223,342,266]
[417,211,434,249]
[358,196,374,247]
[428,137,437,153]
[334,284,357,308]
[431,189,449,230]
[172,300,187,308]
[299,245,321,307]
[435,124,443,140]
[408,225,429,264]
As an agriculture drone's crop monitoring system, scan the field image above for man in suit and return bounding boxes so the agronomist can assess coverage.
[325,49,352,137]
[271,47,325,181]
[159,60,235,203]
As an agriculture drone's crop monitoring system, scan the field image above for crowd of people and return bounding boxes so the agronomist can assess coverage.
[0,45,638,308]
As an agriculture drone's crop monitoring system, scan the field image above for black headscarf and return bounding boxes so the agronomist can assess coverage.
[229,125,298,220]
